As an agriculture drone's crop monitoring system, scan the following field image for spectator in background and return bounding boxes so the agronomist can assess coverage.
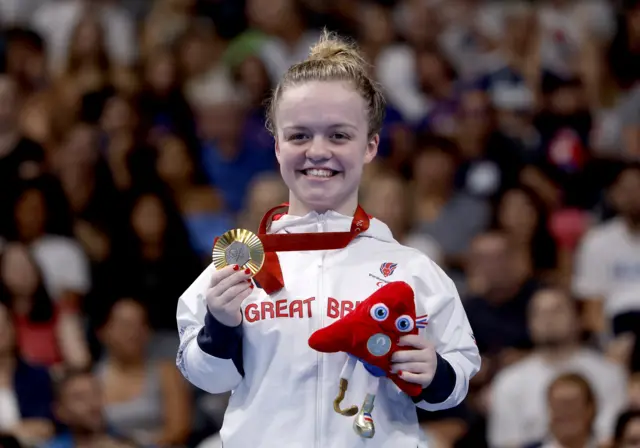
[236,172,288,233]
[119,189,203,358]
[0,242,90,369]
[527,373,598,448]
[573,164,640,356]
[31,0,136,75]
[154,134,229,260]
[44,368,139,448]
[410,133,490,290]
[361,171,443,264]
[613,410,640,448]
[464,231,539,382]
[0,302,54,447]
[492,185,558,280]
[0,74,45,237]
[96,298,191,447]
[7,177,90,309]
[489,287,627,448]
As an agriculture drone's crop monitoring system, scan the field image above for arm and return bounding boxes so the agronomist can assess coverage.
[176,264,244,394]
[572,231,608,334]
[411,258,481,411]
[56,309,91,369]
[155,362,192,446]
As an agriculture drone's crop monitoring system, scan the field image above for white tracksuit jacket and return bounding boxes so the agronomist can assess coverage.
[176,210,481,448]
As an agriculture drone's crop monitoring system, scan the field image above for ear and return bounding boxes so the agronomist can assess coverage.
[274,138,281,163]
[364,134,379,164]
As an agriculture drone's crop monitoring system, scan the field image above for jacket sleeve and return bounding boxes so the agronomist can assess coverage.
[410,256,481,411]
[176,263,244,394]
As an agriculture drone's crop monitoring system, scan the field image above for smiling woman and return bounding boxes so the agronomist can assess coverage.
[176,29,480,448]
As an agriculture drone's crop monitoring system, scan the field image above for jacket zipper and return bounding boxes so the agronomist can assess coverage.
[315,214,326,448]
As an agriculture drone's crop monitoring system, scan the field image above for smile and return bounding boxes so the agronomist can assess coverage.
[299,168,340,178]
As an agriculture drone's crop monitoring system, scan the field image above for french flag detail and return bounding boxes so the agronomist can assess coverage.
[416,314,429,328]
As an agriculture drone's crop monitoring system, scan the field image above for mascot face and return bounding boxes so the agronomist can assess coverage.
[308,281,424,396]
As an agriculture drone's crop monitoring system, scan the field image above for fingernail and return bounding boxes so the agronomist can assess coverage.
[250,284,254,289]
[244,268,251,275]
[233,265,240,271]
[398,370,403,376]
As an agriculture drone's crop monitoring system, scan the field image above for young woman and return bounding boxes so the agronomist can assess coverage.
[176,30,480,447]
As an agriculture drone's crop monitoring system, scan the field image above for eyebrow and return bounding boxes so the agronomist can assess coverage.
[282,123,359,132]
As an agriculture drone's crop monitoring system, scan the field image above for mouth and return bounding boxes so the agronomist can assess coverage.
[298,168,341,179]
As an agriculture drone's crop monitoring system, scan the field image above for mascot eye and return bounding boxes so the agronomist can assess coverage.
[370,304,389,321]
[395,315,414,332]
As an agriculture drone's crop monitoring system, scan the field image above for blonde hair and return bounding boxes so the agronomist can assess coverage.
[266,29,386,139]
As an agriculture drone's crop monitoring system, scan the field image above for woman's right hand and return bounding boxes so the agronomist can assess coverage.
[206,265,254,327]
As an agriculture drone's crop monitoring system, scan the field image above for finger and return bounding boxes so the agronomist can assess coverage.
[218,281,252,306]
[391,349,428,364]
[224,286,253,310]
[398,334,432,349]
[215,267,253,292]
[396,370,425,385]
[390,362,427,374]
[210,264,241,287]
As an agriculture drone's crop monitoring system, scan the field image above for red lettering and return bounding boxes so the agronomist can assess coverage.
[356,301,362,309]
[327,297,340,319]
[275,300,288,318]
[303,297,315,317]
[289,300,303,318]
[244,303,260,323]
[261,301,274,320]
[340,301,354,318]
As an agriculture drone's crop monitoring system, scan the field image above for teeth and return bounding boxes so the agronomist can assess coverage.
[305,169,334,178]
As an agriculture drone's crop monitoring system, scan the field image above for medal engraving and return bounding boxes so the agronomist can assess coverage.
[212,229,265,276]
[366,333,391,357]
[225,241,251,267]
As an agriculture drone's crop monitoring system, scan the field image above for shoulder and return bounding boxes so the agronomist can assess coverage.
[493,355,539,388]
[581,218,625,247]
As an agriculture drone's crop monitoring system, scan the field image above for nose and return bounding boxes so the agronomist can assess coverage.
[305,136,332,162]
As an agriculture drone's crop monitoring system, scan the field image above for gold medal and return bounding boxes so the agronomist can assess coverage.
[212,229,265,276]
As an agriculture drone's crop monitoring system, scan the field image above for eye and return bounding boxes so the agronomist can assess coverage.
[395,315,414,333]
[287,133,308,142]
[331,132,350,142]
[370,303,389,321]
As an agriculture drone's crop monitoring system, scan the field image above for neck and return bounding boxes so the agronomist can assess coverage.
[287,196,357,219]
[625,217,640,234]
[538,342,579,362]
[555,432,590,448]
[109,356,143,371]
[278,20,303,45]
[141,240,162,260]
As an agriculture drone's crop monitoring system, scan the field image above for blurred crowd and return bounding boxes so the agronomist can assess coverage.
[0,0,639,447]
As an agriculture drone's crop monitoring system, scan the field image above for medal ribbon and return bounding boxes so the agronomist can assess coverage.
[253,203,370,294]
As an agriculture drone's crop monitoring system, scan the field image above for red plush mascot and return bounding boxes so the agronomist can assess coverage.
[308,281,428,438]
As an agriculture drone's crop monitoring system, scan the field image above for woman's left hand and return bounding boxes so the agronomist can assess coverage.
[390,335,438,388]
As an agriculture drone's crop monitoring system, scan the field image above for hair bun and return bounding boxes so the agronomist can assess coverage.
[307,29,366,66]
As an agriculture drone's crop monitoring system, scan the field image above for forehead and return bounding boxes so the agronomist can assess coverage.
[276,81,367,129]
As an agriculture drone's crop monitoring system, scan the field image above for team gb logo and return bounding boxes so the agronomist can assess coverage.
[379,262,397,278]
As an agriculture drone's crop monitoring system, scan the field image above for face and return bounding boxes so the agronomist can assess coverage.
[467,234,514,288]
[246,176,289,215]
[359,3,394,46]
[621,418,640,448]
[614,170,640,222]
[0,304,16,356]
[498,190,538,238]
[362,177,406,230]
[413,150,455,192]
[1,244,40,297]
[457,90,492,144]
[146,52,177,94]
[275,81,378,215]
[548,381,594,441]
[131,195,167,243]
[72,18,102,56]
[100,96,136,134]
[15,189,47,241]
[528,289,577,347]
[237,57,270,105]
[156,137,193,185]
[102,300,149,361]
[56,375,104,432]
